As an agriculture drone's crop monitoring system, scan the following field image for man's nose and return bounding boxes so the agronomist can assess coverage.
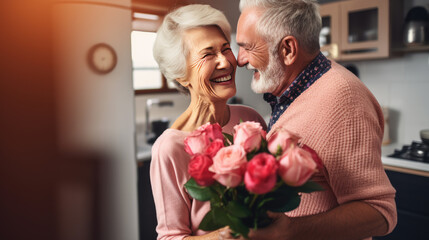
[237,48,248,67]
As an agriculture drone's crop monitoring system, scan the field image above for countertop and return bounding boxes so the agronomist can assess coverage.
[136,132,152,162]
[382,143,429,177]
[137,143,152,162]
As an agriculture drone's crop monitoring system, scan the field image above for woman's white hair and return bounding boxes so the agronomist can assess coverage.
[153,4,231,94]
[239,0,321,55]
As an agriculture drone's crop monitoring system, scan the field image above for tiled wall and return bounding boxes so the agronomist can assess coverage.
[349,52,429,146]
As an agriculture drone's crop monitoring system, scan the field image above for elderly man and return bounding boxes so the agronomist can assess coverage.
[222,0,397,239]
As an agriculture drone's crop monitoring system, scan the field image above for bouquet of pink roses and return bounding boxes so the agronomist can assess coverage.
[184,121,323,238]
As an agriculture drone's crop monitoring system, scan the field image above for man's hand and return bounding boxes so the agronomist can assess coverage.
[218,212,291,240]
[248,211,290,240]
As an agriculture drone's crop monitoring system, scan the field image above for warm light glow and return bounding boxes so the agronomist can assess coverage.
[133,12,160,21]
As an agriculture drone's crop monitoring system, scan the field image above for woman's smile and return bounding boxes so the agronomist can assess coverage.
[210,74,233,84]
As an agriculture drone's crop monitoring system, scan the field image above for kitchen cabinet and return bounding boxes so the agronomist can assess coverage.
[319,0,403,61]
[375,169,429,240]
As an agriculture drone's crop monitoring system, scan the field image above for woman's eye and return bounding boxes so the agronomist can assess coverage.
[202,53,214,58]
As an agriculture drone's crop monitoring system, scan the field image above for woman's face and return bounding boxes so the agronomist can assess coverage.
[180,26,237,102]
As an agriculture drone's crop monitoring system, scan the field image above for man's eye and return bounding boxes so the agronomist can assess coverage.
[222,48,232,52]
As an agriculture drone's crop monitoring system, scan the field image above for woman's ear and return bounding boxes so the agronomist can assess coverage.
[176,77,190,88]
[279,36,298,66]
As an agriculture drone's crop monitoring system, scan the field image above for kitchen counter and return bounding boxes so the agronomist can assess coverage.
[136,131,152,163]
[381,144,429,177]
[137,143,152,162]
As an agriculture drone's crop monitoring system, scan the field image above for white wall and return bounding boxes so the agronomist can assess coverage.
[53,1,139,240]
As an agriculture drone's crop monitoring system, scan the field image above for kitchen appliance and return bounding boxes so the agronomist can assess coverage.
[421,129,429,145]
[388,130,429,163]
[389,141,429,163]
[403,6,429,46]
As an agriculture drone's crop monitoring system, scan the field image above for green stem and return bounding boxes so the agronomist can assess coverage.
[249,194,259,208]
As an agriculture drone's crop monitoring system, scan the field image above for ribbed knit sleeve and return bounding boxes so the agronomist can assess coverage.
[268,61,397,237]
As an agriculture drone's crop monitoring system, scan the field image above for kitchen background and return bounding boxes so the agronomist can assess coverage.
[1,0,428,240]
[136,0,429,150]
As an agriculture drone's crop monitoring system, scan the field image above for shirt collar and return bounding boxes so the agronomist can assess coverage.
[263,52,331,107]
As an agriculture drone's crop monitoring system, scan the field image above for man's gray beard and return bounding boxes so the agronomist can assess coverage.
[251,52,286,94]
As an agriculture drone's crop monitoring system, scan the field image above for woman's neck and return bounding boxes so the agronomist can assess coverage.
[171,96,230,132]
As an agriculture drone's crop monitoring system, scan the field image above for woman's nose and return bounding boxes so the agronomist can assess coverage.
[216,53,230,69]
[237,48,248,67]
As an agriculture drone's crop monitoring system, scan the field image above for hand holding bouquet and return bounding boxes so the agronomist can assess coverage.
[184,122,323,238]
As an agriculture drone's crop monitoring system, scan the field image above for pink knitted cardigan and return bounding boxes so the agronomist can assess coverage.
[267,61,397,237]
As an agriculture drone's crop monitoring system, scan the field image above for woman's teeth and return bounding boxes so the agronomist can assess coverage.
[211,75,231,83]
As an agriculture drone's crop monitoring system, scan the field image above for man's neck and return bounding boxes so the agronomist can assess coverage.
[272,51,320,97]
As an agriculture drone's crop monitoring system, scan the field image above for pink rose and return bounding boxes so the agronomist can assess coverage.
[233,121,265,153]
[244,153,278,194]
[184,130,210,156]
[267,128,300,156]
[188,154,215,186]
[301,144,324,170]
[205,139,224,158]
[210,145,247,187]
[278,146,317,186]
[197,122,224,142]
[184,123,223,156]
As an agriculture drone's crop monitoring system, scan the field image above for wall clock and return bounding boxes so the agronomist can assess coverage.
[87,43,117,74]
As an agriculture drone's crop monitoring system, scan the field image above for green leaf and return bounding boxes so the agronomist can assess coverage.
[275,145,283,157]
[227,214,250,239]
[294,181,324,193]
[213,206,231,224]
[184,178,212,201]
[267,194,301,212]
[199,210,226,231]
[222,132,234,146]
[226,201,251,218]
[259,138,269,153]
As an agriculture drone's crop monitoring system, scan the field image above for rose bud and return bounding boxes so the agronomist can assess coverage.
[267,128,300,156]
[301,144,323,171]
[210,145,247,187]
[244,153,278,194]
[233,121,264,153]
[278,146,317,186]
[188,154,215,186]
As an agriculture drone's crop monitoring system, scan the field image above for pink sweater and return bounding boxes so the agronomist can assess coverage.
[150,105,267,240]
[267,61,397,238]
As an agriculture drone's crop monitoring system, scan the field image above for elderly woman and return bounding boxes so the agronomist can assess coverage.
[150,4,267,240]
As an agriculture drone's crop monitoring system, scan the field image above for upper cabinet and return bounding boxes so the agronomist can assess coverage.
[320,0,403,61]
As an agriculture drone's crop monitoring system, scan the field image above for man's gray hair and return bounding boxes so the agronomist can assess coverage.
[153,4,231,94]
[239,0,321,54]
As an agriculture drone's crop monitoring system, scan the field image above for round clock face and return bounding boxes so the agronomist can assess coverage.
[87,43,117,74]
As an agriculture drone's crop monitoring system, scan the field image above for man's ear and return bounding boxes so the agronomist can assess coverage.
[279,36,298,66]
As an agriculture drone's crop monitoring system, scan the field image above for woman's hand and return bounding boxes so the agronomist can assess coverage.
[218,226,245,240]
[184,227,232,240]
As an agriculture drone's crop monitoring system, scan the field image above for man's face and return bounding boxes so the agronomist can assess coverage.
[236,7,284,94]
